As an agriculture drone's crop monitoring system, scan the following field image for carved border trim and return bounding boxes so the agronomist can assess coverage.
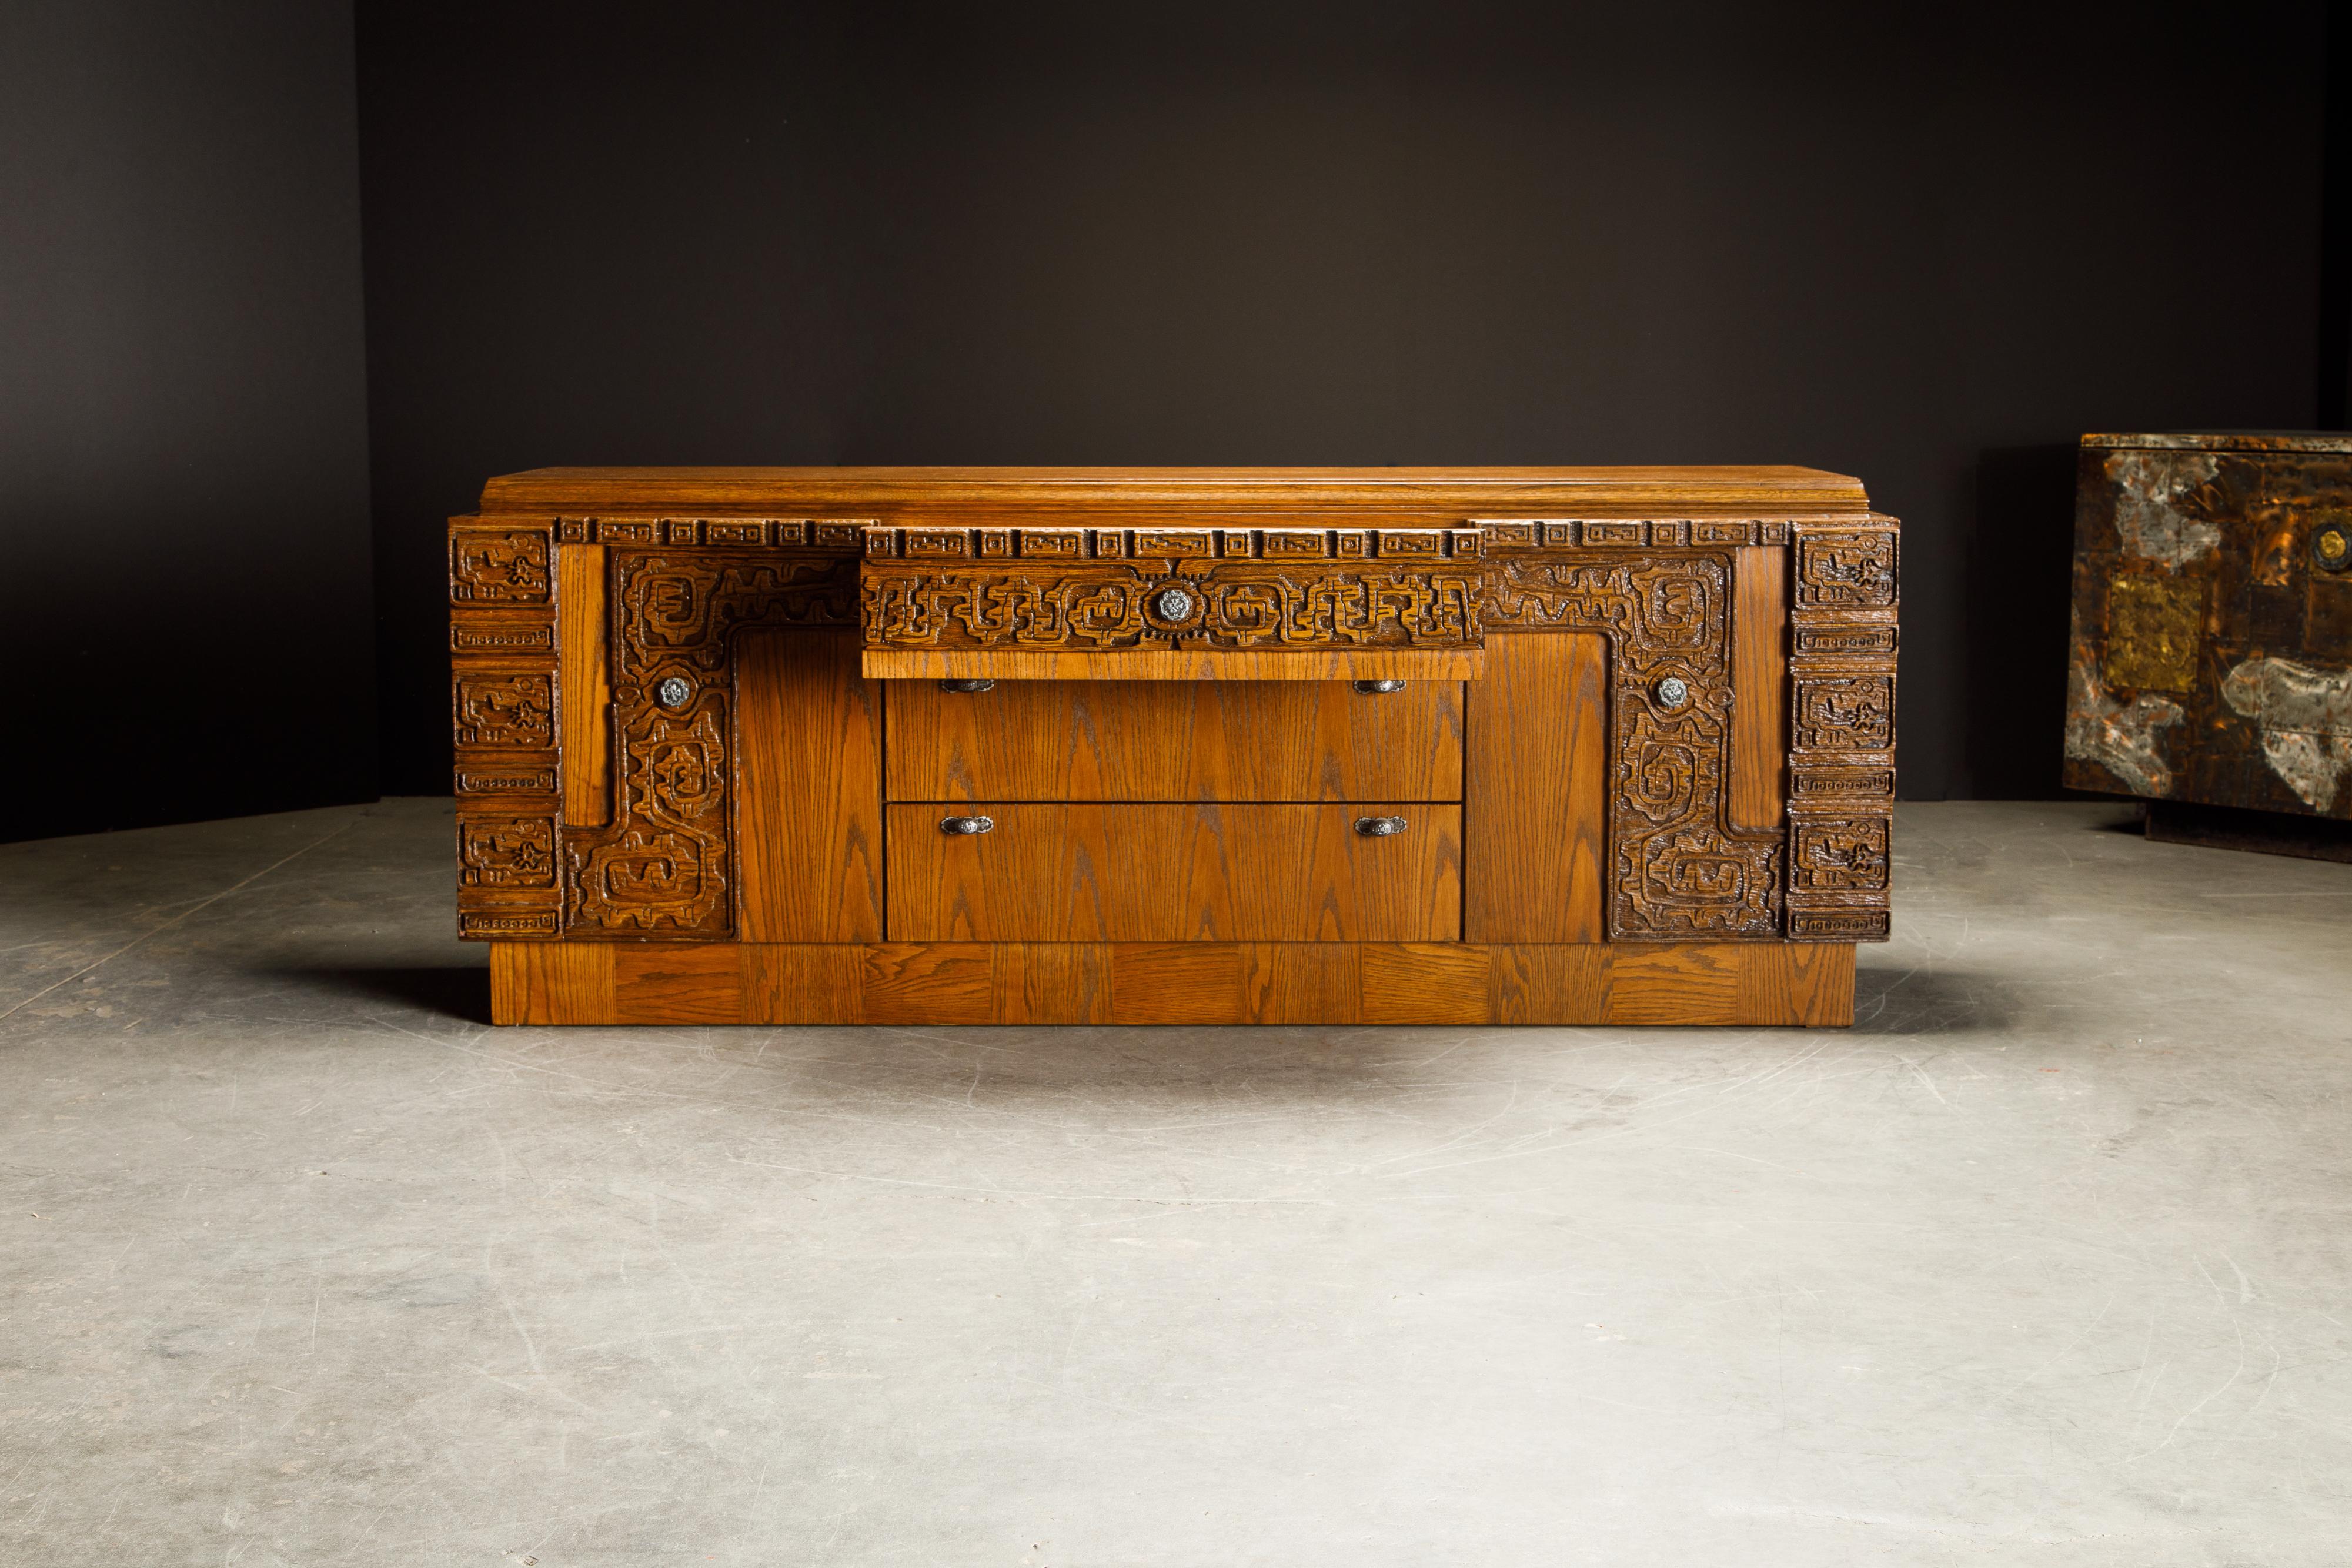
[553,517,875,549]
[1475,518,1798,550]
[1785,519,1899,941]
[862,525,1484,561]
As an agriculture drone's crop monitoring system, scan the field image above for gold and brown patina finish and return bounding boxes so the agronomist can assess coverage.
[2067,434,2352,820]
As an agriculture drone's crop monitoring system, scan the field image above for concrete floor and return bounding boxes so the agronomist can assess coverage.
[1,801,2346,1566]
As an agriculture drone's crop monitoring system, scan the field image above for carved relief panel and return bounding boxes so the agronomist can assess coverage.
[560,551,858,938]
[859,526,1486,653]
[1785,520,1900,941]
[449,521,562,939]
[1485,551,1782,940]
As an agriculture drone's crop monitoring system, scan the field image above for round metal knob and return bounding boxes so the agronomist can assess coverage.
[1354,815,1408,837]
[938,815,995,835]
[1352,680,1407,694]
[1652,676,1691,709]
[2317,524,2350,573]
[654,676,693,709]
[1152,586,1196,620]
[939,678,995,693]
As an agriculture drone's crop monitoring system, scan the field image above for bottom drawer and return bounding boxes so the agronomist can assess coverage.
[887,803,1461,942]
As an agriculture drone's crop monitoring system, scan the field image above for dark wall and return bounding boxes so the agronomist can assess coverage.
[358,1,2327,801]
[0,2,375,841]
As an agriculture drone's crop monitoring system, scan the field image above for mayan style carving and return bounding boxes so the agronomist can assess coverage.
[1793,530,1899,609]
[449,520,563,941]
[450,530,552,602]
[452,470,1903,1034]
[1488,553,1782,940]
[1474,519,1796,549]
[860,526,1487,654]
[1793,676,1895,751]
[862,563,1484,652]
[459,817,557,888]
[1785,517,1899,940]
[560,551,856,937]
[452,672,554,748]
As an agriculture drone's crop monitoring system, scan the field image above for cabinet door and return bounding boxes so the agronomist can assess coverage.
[887,803,1461,942]
[886,678,1463,802]
[734,630,884,941]
[1464,633,1608,942]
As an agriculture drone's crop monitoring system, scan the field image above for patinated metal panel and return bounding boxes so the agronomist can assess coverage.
[2066,434,2352,817]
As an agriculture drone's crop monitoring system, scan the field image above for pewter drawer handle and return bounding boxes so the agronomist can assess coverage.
[939,678,995,693]
[1354,815,1408,837]
[939,815,995,835]
[1352,679,1406,693]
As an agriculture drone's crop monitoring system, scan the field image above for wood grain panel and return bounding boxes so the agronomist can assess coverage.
[1602,944,1742,1025]
[886,804,1462,943]
[490,942,613,1025]
[740,944,867,1025]
[861,944,996,1024]
[557,543,610,827]
[1486,944,1608,1024]
[734,630,884,941]
[1736,940,1853,1026]
[489,941,1857,1027]
[1359,944,1492,1024]
[887,679,1463,803]
[611,945,743,1025]
[863,648,1484,681]
[1464,632,1608,942]
[1732,545,1790,831]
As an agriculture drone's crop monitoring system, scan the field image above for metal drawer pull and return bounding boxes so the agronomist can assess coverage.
[939,815,995,835]
[1352,679,1406,694]
[939,678,995,693]
[1354,815,1408,837]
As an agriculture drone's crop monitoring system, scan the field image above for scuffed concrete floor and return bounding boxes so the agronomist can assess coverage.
[1,800,2347,1567]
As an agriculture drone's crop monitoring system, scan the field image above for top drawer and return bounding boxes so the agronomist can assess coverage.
[858,523,1487,681]
[888,677,1464,802]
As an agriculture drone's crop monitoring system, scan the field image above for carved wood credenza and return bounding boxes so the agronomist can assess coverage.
[451,467,1897,1026]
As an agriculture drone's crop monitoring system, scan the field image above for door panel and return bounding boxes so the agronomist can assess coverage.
[1464,633,1608,942]
[735,630,884,940]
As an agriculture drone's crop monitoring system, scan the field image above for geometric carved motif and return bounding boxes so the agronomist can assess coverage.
[459,817,557,888]
[563,552,857,937]
[1785,517,1899,941]
[1790,817,1890,891]
[1488,553,1781,939]
[450,530,552,603]
[1795,530,1897,609]
[1793,675,1895,751]
[450,516,561,943]
[453,672,554,748]
[861,562,1484,651]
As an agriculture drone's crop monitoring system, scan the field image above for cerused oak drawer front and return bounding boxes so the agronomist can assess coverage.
[887,803,1462,942]
[887,678,1464,803]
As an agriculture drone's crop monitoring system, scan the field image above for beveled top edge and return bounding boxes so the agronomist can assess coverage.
[476,464,1872,514]
[2082,432,2352,453]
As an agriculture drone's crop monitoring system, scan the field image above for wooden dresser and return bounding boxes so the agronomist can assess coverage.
[450,467,1898,1027]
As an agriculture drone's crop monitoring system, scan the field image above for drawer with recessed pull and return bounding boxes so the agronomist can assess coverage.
[886,676,1462,802]
[886,803,1461,941]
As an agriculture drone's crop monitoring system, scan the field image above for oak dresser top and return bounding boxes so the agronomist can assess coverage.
[475,465,1873,517]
